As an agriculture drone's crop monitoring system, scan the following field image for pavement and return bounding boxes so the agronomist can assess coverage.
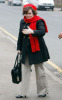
[0,30,62,100]
[54,7,61,11]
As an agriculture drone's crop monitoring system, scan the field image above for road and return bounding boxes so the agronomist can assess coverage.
[0,2,62,78]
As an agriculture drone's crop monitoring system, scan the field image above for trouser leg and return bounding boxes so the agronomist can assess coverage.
[35,63,48,95]
[20,57,31,96]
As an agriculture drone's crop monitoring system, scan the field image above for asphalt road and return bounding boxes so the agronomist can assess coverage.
[0,2,62,77]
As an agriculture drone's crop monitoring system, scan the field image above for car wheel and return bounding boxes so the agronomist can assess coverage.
[2,1,4,3]
[52,8,54,11]
[11,3,14,6]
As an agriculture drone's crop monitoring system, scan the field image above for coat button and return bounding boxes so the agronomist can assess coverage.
[28,37,30,39]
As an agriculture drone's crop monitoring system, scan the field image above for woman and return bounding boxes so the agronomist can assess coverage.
[16,4,50,98]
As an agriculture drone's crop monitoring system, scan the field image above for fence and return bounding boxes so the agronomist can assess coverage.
[54,0,62,10]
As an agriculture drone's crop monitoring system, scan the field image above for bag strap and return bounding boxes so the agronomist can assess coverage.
[14,53,19,68]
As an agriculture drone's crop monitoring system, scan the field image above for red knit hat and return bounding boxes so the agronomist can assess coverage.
[23,4,37,10]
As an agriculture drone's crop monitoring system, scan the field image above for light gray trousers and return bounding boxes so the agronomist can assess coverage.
[20,56,48,96]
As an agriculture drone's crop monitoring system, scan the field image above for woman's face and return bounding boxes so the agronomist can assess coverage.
[24,9,34,19]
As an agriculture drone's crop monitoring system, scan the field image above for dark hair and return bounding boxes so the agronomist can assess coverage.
[23,7,37,15]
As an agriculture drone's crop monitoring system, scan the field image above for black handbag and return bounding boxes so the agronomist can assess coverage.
[11,53,22,84]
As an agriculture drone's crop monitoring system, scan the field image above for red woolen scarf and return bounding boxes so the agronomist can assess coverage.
[24,15,48,53]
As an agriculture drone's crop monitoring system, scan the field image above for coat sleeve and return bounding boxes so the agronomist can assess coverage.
[17,20,23,51]
[32,20,46,37]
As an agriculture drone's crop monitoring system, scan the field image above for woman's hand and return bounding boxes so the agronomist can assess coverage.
[17,50,21,54]
[58,32,62,39]
[22,26,34,34]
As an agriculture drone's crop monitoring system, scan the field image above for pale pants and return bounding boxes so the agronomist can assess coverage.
[21,56,48,96]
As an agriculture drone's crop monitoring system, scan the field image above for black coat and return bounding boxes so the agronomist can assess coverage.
[17,19,50,65]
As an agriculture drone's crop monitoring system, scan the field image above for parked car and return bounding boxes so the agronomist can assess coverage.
[0,0,5,3]
[22,0,30,6]
[30,0,54,11]
[8,0,21,6]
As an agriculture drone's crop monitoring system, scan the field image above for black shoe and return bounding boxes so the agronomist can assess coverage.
[38,94,46,97]
[16,95,27,98]
[30,69,32,72]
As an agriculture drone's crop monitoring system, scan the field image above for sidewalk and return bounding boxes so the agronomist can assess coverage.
[54,7,61,11]
[0,30,62,100]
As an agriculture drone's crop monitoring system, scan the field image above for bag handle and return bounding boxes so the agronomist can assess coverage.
[14,52,19,68]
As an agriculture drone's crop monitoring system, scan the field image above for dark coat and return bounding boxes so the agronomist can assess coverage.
[17,19,50,65]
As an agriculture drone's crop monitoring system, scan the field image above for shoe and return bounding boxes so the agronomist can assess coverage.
[16,95,27,98]
[38,94,46,97]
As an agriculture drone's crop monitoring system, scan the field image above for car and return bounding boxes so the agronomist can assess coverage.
[30,0,54,11]
[0,0,5,3]
[8,0,21,6]
[22,0,30,6]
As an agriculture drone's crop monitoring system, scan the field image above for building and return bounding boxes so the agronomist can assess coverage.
[54,0,62,4]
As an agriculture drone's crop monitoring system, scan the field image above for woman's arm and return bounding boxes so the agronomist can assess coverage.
[32,20,46,37]
[22,20,46,37]
[17,21,23,51]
